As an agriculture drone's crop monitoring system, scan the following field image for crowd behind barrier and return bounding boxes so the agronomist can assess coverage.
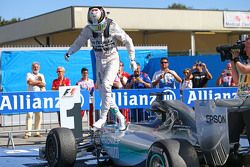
[0,87,237,125]
[0,48,230,93]
[0,48,168,92]
[0,47,236,146]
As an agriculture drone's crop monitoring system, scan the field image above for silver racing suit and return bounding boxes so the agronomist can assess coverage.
[66,20,136,130]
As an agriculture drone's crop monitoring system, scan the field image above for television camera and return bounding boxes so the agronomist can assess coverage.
[216,40,245,62]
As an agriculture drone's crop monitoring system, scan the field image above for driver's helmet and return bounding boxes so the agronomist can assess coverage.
[88,6,107,33]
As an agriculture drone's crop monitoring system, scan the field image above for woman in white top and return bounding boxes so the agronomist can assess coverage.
[180,68,193,91]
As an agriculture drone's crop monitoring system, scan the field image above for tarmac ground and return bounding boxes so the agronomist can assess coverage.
[1,124,249,167]
[0,124,103,167]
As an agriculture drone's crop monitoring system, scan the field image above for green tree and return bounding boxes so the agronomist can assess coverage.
[0,16,21,26]
[168,3,191,9]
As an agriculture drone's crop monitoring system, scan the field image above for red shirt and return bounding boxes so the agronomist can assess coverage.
[52,78,70,90]
[120,71,130,79]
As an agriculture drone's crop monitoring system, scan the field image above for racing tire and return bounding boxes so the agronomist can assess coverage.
[146,139,200,167]
[45,127,77,167]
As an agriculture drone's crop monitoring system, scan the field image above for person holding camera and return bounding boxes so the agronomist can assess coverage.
[126,63,151,122]
[126,63,152,89]
[152,57,182,89]
[229,38,250,151]
[191,61,212,88]
[216,62,235,87]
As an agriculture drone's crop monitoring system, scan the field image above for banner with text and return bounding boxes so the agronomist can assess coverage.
[94,88,181,110]
[0,87,238,114]
[182,87,237,107]
[0,90,90,114]
[224,11,250,28]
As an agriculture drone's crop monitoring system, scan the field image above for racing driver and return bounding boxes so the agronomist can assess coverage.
[64,6,137,131]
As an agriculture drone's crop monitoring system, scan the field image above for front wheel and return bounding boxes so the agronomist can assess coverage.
[147,139,200,167]
[45,127,77,167]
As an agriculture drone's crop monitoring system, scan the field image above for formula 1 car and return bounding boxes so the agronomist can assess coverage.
[40,92,250,167]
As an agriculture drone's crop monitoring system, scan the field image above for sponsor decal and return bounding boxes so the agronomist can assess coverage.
[0,90,89,114]
[183,87,237,107]
[206,114,226,124]
[62,88,77,97]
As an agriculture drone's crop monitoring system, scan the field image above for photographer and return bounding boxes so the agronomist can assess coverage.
[216,62,235,87]
[191,61,212,88]
[229,37,250,149]
[126,63,151,122]
[126,63,152,89]
[152,57,182,89]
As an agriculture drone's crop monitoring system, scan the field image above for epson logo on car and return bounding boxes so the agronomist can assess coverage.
[206,114,226,124]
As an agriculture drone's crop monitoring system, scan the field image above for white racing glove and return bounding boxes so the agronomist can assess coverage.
[130,60,137,72]
[64,53,70,62]
[129,54,137,72]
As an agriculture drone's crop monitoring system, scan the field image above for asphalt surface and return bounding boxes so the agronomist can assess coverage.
[0,124,103,167]
[0,124,249,167]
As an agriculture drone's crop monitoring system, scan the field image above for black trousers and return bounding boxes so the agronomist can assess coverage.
[228,109,250,144]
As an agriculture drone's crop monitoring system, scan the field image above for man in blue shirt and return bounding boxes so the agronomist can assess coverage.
[126,63,152,122]
[126,63,152,89]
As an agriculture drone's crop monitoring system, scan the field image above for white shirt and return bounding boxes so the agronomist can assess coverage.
[152,70,178,89]
[180,79,193,90]
[26,72,46,91]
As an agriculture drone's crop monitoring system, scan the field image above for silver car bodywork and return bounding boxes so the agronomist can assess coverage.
[100,97,229,166]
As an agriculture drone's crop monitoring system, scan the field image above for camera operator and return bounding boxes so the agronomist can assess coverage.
[191,61,212,88]
[229,37,250,150]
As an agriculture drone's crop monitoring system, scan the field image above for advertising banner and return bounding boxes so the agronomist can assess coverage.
[0,89,90,114]
[182,87,237,107]
[224,11,250,28]
[0,87,238,114]
[94,88,181,110]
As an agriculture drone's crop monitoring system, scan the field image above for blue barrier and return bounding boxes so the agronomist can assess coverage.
[0,87,238,114]
[0,90,90,114]
[94,88,181,109]
[182,87,238,107]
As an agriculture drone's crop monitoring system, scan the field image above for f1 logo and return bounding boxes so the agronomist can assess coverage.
[62,88,77,98]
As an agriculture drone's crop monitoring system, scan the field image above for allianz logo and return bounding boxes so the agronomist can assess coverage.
[162,89,176,100]
[110,89,177,107]
[186,89,237,104]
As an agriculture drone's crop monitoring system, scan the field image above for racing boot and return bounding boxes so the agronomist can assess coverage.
[118,114,126,131]
[92,118,106,131]
[110,108,126,131]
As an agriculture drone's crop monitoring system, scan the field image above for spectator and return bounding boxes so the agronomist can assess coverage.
[76,68,95,95]
[126,63,152,122]
[64,6,137,131]
[76,67,95,119]
[216,62,235,87]
[24,62,45,139]
[112,61,130,89]
[110,73,132,123]
[118,61,130,88]
[191,61,212,88]
[112,74,122,89]
[52,66,71,126]
[117,61,131,122]
[126,63,152,89]
[180,68,193,91]
[152,57,182,89]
